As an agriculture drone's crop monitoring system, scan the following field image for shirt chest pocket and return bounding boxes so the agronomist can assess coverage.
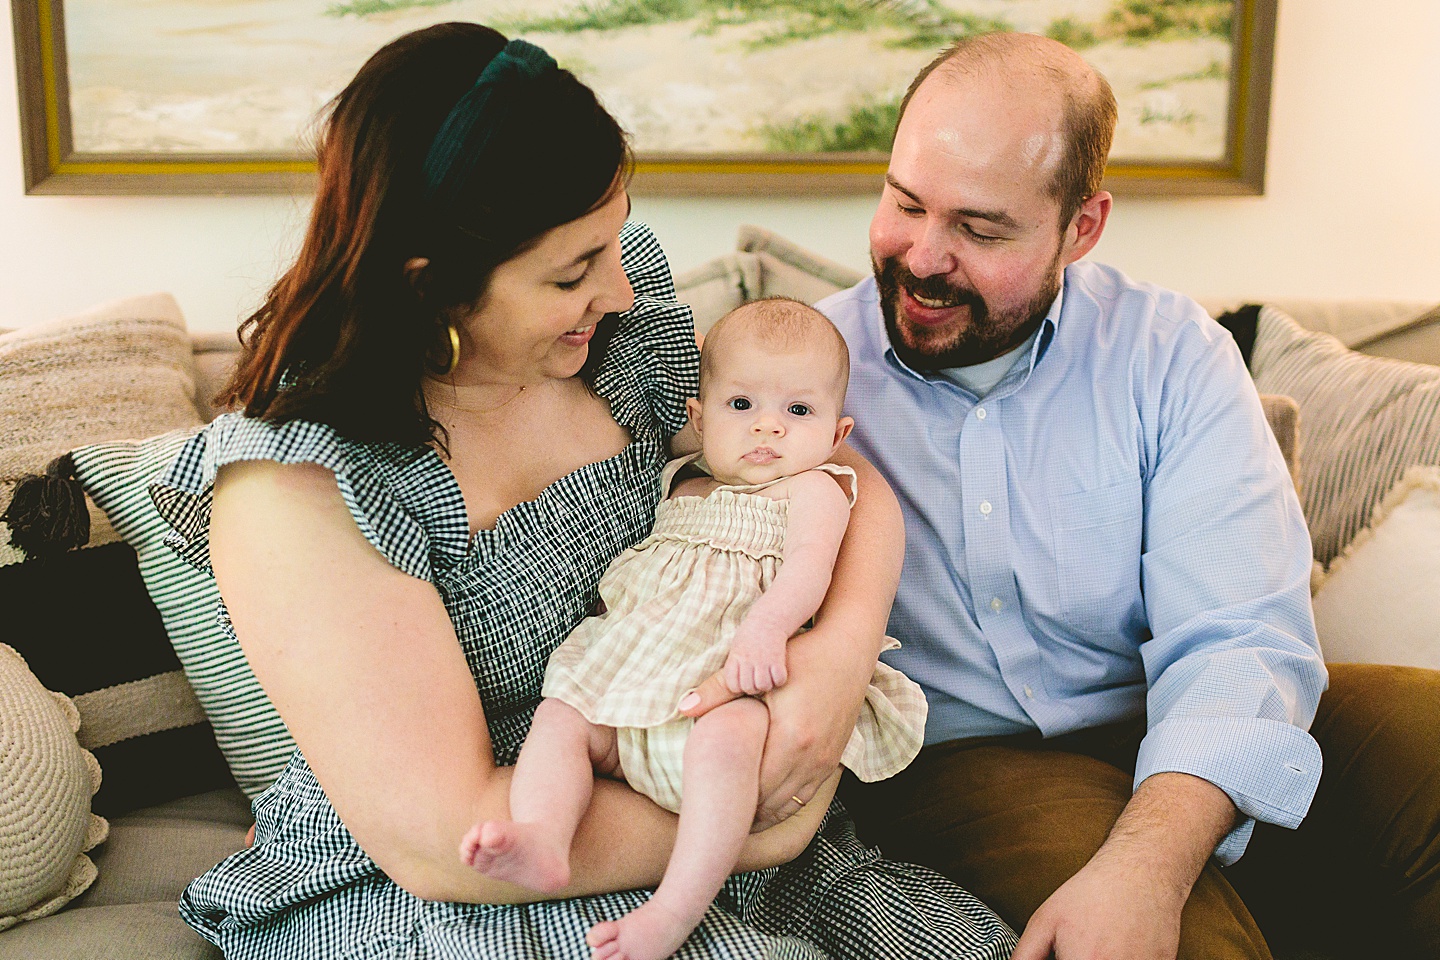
[1049,478,1144,631]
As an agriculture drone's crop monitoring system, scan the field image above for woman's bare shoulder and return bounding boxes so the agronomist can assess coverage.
[212,459,362,550]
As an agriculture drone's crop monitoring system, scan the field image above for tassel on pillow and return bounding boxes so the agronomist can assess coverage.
[1,453,90,559]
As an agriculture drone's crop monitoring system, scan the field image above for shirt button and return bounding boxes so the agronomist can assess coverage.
[1023,685,1034,699]
[990,597,1002,613]
[975,407,987,420]
[979,500,992,516]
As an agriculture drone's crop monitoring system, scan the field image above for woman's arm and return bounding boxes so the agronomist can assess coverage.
[683,444,906,828]
[211,460,821,903]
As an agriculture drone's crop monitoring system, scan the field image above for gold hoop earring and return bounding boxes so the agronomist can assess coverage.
[442,322,461,376]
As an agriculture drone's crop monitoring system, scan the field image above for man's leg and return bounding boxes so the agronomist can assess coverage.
[1223,664,1440,960]
[840,727,1271,960]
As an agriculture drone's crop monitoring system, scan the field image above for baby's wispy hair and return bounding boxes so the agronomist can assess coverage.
[700,297,850,405]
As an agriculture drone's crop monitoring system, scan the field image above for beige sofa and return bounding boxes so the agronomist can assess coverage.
[1,227,1436,960]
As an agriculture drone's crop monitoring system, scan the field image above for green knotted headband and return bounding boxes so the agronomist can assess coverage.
[422,38,558,210]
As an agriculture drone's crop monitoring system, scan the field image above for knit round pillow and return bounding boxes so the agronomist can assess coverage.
[0,643,108,930]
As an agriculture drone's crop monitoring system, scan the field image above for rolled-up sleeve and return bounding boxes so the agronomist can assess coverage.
[1135,311,1328,865]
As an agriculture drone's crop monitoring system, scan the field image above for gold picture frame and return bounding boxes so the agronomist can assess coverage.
[11,0,1277,197]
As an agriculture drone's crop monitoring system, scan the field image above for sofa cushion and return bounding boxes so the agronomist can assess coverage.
[74,789,250,908]
[0,644,107,930]
[1249,305,1440,564]
[735,225,866,294]
[675,226,864,332]
[0,542,233,816]
[1205,299,1440,365]
[0,293,203,545]
[1311,465,1440,668]
[71,432,297,800]
[0,788,247,959]
[0,900,221,960]
[190,332,241,423]
[1258,394,1301,492]
[674,252,763,334]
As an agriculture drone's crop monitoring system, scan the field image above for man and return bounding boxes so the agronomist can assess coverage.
[821,32,1440,960]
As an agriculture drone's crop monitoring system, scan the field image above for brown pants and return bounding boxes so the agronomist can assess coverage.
[839,664,1440,960]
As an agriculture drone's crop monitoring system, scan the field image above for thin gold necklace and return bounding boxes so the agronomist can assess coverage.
[426,381,533,416]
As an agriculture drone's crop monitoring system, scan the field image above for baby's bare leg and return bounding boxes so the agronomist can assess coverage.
[588,697,769,960]
[460,697,617,893]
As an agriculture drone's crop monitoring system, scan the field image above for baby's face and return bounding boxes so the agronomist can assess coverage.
[688,338,852,487]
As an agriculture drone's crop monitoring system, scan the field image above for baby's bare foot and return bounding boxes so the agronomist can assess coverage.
[586,897,698,960]
[457,821,570,893]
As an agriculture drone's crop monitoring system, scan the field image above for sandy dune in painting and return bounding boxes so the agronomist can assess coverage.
[65,0,1231,161]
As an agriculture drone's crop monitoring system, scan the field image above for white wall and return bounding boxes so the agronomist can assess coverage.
[3,0,1438,333]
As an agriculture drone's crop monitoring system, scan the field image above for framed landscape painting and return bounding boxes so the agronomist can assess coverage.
[11,0,1276,196]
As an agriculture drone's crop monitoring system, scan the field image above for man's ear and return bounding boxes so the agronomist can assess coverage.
[403,257,431,295]
[685,397,703,434]
[1061,191,1111,266]
[832,415,855,450]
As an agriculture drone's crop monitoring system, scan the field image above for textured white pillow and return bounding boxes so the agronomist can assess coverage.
[1311,466,1440,668]
[674,226,864,333]
[0,643,108,930]
[0,292,203,566]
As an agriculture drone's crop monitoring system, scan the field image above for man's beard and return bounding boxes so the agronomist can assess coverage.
[873,256,1062,372]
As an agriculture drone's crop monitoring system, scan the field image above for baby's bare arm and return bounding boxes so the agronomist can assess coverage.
[724,470,852,694]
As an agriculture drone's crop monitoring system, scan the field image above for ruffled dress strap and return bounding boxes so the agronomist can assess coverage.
[657,451,704,498]
[149,413,469,582]
[701,459,859,506]
[811,461,859,507]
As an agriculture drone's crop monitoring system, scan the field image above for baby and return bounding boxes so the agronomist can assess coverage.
[460,297,927,960]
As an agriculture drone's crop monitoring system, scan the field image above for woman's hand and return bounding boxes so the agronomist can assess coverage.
[682,624,871,829]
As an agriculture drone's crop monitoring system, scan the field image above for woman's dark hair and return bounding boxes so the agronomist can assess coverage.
[217,23,633,446]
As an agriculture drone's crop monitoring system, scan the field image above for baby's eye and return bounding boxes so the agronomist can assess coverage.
[727,397,752,411]
[788,403,812,416]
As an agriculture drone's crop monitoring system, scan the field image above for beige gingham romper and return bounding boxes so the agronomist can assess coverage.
[542,452,928,813]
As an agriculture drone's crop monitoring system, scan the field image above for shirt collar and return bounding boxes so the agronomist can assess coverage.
[880,274,1066,389]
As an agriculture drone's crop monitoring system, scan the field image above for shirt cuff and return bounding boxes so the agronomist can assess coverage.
[1134,715,1322,866]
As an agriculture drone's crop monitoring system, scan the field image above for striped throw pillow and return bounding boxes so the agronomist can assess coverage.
[71,430,297,799]
[1251,305,1440,565]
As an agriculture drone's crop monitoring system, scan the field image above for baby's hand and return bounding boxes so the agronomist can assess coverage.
[723,625,788,695]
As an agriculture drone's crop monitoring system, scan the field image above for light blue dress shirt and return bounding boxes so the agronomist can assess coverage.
[818,263,1328,864]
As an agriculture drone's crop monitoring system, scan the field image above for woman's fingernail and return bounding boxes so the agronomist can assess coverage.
[679,692,700,711]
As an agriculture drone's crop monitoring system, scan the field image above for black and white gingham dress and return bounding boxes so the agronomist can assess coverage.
[151,221,1017,960]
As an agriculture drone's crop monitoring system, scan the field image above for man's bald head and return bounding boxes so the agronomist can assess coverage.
[897,33,1116,226]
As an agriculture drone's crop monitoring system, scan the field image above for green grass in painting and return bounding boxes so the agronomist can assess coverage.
[1139,102,1197,125]
[327,0,456,17]
[881,13,1012,52]
[1045,17,1100,50]
[498,0,1009,51]
[1104,0,1232,42]
[761,96,901,153]
[1140,58,1226,89]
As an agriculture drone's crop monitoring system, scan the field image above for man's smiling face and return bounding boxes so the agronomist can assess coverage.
[869,68,1073,371]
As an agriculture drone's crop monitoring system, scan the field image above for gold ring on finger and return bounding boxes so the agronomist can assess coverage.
[791,795,805,807]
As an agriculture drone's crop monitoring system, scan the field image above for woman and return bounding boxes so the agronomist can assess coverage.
[153,22,1016,959]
